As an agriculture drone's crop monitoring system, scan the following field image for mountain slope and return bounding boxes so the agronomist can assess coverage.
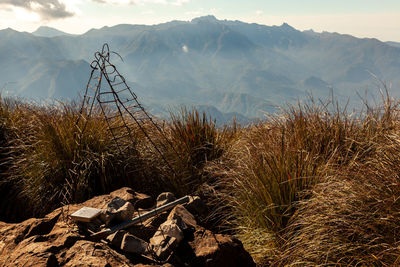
[32,26,73,38]
[1,16,400,122]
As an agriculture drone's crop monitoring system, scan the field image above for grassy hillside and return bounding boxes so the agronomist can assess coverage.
[1,91,400,265]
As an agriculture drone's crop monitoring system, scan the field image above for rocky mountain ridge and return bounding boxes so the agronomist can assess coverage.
[1,16,400,123]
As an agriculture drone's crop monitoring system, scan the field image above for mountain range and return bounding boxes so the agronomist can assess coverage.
[1,16,400,123]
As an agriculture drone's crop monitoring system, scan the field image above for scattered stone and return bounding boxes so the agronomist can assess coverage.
[98,210,112,226]
[121,233,150,255]
[114,202,135,222]
[107,197,127,213]
[127,211,169,241]
[134,263,173,267]
[149,220,184,260]
[0,187,255,266]
[110,188,153,209]
[106,230,126,247]
[150,220,184,246]
[156,192,176,207]
[102,197,135,224]
[185,196,206,216]
[190,229,256,267]
[130,192,153,209]
[167,204,197,231]
[153,236,178,261]
[62,240,131,266]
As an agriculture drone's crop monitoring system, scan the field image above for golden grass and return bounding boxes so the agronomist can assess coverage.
[2,91,400,266]
[208,92,400,265]
[0,101,233,220]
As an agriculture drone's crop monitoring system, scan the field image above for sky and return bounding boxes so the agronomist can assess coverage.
[0,0,400,42]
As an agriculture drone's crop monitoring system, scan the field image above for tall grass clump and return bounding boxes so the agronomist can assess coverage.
[210,93,399,264]
[279,136,400,265]
[0,97,34,221]
[2,100,147,219]
[278,94,400,266]
[148,108,236,196]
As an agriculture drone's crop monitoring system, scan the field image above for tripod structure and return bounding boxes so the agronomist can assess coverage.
[63,44,179,205]
[77,43,176,160]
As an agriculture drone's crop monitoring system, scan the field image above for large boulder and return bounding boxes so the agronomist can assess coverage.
[0,188,146,266]
[0,188,255,266]
[189,229,256,267]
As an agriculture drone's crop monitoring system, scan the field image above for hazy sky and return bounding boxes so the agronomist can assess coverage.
[1,0,400,42]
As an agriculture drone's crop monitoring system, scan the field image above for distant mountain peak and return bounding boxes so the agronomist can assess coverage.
[191,15,219,23]
[32,26,72,38]
[280,22,295,30]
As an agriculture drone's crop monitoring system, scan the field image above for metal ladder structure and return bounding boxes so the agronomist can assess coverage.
[62,44,180,206]
[64,44,180,262]
[77,43,177,158]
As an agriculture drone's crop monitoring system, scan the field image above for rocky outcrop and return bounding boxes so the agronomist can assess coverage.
[0,188,255,266]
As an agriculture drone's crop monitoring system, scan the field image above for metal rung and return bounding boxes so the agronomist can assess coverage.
[124,103,140,110]
[106,113,123,121]
[111,81,126,87]
[115,87,130,94]
[98,91,115,96]
[120,99,136,105]
[98,99,117,104]
[109,124,128,131]
[113,133,131,141]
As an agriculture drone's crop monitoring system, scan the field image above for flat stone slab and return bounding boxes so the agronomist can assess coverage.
[70,207,103,222]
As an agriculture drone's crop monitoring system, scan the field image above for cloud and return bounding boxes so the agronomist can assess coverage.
[92,0,135,4]
[255,10,263,16]
[92,0,189,5]
[141,9,155,14]
[171,0,189,6]
[0,0,74,20]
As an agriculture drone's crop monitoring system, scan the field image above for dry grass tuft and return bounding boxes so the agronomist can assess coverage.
[209,91,400,265]
[0,98,150,219]
[3,90,400,266]
[146,107,236,195]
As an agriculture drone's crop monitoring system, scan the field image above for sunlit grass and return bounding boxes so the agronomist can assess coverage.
[2,91,400,266]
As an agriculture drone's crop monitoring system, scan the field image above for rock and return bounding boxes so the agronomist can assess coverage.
[150,220,184,246]
[0,188,152,267]
[110,188,152,209]
[98,210,112,226]
[127,192,153,210]
[150,220,184,260]
[134,264,173,267]
[61,240,131,266]
[153,236,178,261]
[167,204,197,231]
[185,196,207,216]
[0,217,131,266]
[115,202,135,222]
[106,230,126,247]
[189,229,256,267]
[0,188,256,266]
[121,233,150,255]
[107,197,127,213]
[156,192,176,207]
[102,196,135,224]
[127,211,169,241]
